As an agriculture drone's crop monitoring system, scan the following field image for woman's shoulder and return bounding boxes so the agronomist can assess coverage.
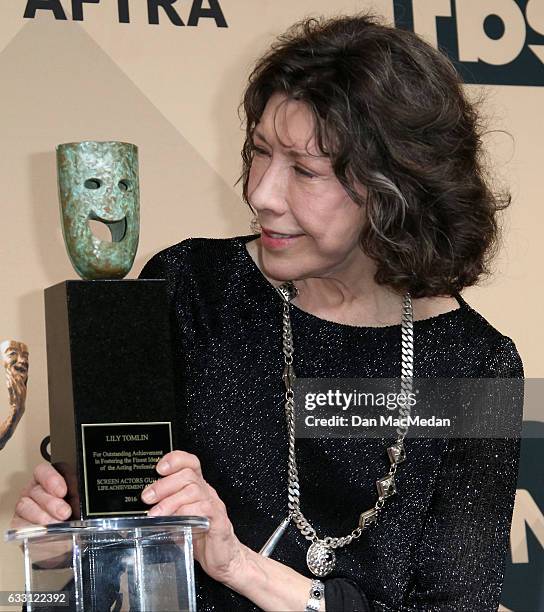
[442,293,524,378]
[137,236,524,378]
[138,234,251,279]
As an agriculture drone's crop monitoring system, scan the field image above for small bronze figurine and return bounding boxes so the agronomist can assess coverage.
[0,340,29,450]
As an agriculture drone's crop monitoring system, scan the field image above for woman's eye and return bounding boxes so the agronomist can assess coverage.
[251,144,269,156]
[293,166,316,179]
[250,144,316,179]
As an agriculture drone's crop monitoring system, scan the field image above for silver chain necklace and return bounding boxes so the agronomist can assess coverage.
[259,281,414,577]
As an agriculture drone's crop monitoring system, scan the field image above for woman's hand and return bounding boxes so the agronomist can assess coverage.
[141,450,248,586]
[10,463,72,529]
[10,464,73,568]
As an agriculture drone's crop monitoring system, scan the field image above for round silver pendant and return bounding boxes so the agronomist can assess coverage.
[306,540,336,577]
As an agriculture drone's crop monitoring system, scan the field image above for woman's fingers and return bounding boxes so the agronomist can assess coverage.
[141,467,199,505]
[147,482,207,516]
[143,451,227,522]
[33,463,67,498]
[142,450,204,508]
[156,450,202,478]
[13,495,59,527]
[27,483,71,521]
[11,464,71,528]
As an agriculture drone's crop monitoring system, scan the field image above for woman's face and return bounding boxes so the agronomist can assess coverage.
[247,92,367,282]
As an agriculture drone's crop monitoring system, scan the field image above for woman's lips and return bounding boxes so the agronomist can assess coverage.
[261,228,304,249]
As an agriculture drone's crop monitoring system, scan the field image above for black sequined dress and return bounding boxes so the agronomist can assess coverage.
[138,235,524,612]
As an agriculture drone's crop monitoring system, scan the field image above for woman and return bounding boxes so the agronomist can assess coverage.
[11,13,523,612]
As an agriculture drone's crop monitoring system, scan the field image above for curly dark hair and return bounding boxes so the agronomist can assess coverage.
[235,13,510,298]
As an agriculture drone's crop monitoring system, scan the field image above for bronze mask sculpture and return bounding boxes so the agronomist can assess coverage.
[56,141,140,279]
[0,340,29,450]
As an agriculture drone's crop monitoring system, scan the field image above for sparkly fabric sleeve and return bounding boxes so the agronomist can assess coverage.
[138,252,165,279]
[393,335,524,612]
[138,247,184,299]
[324,577,371,611]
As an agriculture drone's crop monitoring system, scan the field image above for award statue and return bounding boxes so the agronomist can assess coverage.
[57,141,139,280]
[5,141,207,611]
[49,141,176,518]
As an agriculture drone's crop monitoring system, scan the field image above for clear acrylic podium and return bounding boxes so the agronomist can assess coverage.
[5,516,209,611]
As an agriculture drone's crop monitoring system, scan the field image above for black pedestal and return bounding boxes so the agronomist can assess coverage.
[44,280,177,519]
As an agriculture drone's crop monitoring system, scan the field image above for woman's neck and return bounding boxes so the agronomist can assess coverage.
[292,277,405,327]
[245,238,405,327]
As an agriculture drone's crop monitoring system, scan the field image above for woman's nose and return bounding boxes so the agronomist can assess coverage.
[249,162,288,215]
